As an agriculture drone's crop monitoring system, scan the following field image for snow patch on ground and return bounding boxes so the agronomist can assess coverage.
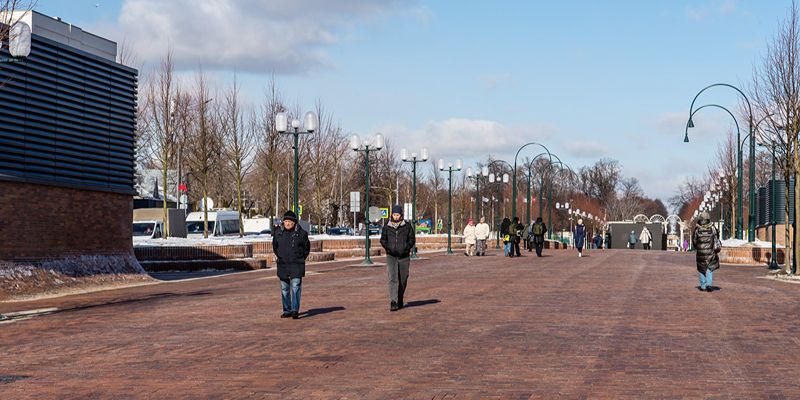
[722,238,783,248]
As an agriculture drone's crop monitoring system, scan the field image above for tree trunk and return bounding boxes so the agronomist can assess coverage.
[236,165,243,238]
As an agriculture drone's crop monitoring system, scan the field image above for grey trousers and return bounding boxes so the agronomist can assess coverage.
[386,255,410,304]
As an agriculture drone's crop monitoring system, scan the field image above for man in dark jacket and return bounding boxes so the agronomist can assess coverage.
[692,211,720,292]
[380,204,416,311]
[272,210,311,319]
[531,217,547,257]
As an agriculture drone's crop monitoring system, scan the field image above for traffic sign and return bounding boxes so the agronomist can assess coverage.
[349,192,360,212]
[368,206,381,223]
[380,207,389,219]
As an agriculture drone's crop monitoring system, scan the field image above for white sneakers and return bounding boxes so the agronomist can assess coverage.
[578,253,582,258]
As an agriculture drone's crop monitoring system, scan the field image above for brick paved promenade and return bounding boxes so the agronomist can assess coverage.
[2,249,799,399]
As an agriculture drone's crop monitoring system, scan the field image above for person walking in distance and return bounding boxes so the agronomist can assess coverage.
[463,219,477,256]
[500,217,512,257]
[628,230,637,249]
[475,217,490,256]
[510,217,523,257]
[574,218,587,258]
[692,211,721,292]
[272,210,311,319]
[380,205,416,311]
[531,217,547,257]
[639,226,652,250]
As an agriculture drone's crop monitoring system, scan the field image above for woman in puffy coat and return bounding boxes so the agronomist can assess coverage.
[692,211,720,292]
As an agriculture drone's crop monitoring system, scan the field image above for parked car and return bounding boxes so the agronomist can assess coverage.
[133,220,163,239]
[326,227,351,235]
[185,211,241,238]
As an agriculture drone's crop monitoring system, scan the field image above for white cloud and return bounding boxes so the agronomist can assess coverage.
[654,110,736,141]
[685,0,739,22]
[113,0,408,73]
[480,72,512,90]
[377,118,557,163]
[563,142,609,159]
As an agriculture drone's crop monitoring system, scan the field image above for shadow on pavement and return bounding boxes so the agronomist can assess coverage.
[403,299,440,309]
[58,291,213,315]
[299,306,346,319]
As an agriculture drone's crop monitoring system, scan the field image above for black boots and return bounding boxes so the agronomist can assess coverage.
[390,301,399,311]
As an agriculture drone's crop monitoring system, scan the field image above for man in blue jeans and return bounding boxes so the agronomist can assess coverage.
[692,211,720,292]
[272,210,311,318]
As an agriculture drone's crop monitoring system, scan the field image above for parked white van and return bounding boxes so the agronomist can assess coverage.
[243,217,273,235]
[185,211,241,238]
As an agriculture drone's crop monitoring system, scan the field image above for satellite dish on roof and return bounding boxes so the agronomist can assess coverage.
[9,21,31,58]
[200,197,215,210]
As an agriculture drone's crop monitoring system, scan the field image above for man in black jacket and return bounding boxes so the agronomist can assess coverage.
[692,211,720,292]
[272,210,311,319]
[380,204,416,311]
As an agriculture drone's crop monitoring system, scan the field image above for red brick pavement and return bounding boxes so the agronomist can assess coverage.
[1,249,800,399]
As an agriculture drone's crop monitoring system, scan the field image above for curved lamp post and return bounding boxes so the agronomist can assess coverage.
[523,152,551,224]
[401,147,429,259]
[485,160,514,248]
[739,115,782,270]
[351,133,384,265]
[276,110,317,216]
[466,165,490,220]
[439,159,463,255]
[684,103,743,240]
[512,142,552,220]
[488,171,510,249]
[686,83,755,242]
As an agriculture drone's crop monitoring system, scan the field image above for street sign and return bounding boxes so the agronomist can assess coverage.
[368,206,381,223]
[380,207,389,219]
[298,204,303,216]
[349,192,360,212]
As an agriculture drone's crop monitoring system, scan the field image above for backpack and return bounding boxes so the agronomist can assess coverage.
[532,223,544,236]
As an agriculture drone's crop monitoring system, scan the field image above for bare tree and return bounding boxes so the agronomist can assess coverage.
[221,73,255,237]
[144,51,180,238]
[186,69,220,238]
[751,0,800,272]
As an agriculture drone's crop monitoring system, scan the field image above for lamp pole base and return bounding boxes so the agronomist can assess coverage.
[768,261,780,270]
[361,258,374,266]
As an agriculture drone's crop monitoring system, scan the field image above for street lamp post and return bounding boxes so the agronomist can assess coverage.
[401,147,429,259]
[439,159,463,255]
[685,103,742,240]
[512,142,552,220]
[351,133,384,265]
[466,166,490,220]
[276,111,317,216]
[555,202,572,247]
[686,84,755,241]
[488,172,509,249]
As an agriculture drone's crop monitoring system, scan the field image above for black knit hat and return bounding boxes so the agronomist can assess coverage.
[391,204,403,216]
[283,210,298,222]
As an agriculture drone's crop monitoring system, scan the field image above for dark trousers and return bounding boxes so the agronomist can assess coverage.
[512,241,521,257]
[386,255,410,305]
[534,237,544,256]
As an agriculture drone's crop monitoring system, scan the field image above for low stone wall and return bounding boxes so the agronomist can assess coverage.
[719,246,785,265]
[135,245,253,261]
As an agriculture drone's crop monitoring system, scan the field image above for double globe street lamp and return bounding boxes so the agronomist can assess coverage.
[401,147,429,259]
[439,159,463,255]
[488,171,510,249]
[276,110,317,216]
[466,166,489,219]
[351,133,384,265]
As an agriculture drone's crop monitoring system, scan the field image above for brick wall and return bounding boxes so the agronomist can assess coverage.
[0,181,133,261]
[719,247,785,265]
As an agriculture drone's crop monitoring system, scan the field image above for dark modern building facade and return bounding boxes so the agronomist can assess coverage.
[0,11,138,266]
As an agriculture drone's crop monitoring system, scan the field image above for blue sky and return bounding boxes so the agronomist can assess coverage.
[32,0,793,204]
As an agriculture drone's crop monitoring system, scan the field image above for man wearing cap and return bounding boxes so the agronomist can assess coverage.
[380,204,416,311]
[463,219,477,256]
[692,211,720,292]
[272,210,311,319]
